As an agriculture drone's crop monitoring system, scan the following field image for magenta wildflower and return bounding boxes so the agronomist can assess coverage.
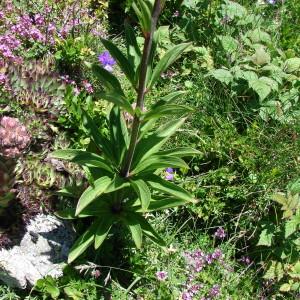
[82,80,94,94]
[98,51,116,72]
[155,271,168,281]
[240,256,251,265]
[209,284,220,297]
[0,73,7,85]
[214,227,226,239]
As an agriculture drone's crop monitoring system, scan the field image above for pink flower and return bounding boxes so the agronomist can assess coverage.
[155,271,168,281]
[214,227,226,239]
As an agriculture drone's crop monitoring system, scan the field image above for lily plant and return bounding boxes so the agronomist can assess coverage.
[51,0,198,263]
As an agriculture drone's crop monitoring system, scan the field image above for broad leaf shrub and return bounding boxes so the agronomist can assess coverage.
[51,0,198,263]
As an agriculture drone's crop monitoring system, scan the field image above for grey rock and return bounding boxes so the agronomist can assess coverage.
[0,214,75,289]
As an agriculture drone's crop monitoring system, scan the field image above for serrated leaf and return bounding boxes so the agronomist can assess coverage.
[257,223,276,246]
[251,47,270,66]
[130,178,151,211]
[209,69,233,85]
[284,57,300,73]
[76,176,112,215]
[219,35,239,53]
[285,214,300,238]
[249,78,271,100]
[148,43,192,89]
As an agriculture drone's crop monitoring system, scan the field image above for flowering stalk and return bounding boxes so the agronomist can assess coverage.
[121,0,162,178]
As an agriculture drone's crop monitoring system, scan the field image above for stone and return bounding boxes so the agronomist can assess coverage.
[0,214,75,289]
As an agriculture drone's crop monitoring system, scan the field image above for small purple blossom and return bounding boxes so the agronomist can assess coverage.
[173,10,180,17]
[240,256,251,265]
[82,80,94,94]
[155,271,168,281]
[165,167,174,180]
[214,227,226,239]
[98,51,116,72]
[209,284,220,298]
[181,291,192,300]
[0,73,7,85]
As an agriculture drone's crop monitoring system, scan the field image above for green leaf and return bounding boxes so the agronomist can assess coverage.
[219,35,238,53]
[130,178,151,211]
[157,147,201,157]
[94,216,114,249]
[105,175,130,193]
[257,223,276,246]
[123,212,143,248]
[249,78,271,100]
[260,76,278,91]
[76,176,112,215]
[251,47,270,66]
[284,57,300,73]
[146,174,196,203]
[248,29,271,44]
[152,91,187,108]
[133,118,185,167]
[101,38,135,86]
[109,106,129,164]
[82,111,116,164]
[279,283,291,292]
[143,104,193,120]
[91,64,124,95]
[132,0,153,33]
[209,69,233,85]
[68,219,101,263]
[132,155,189,175]
[147,43,192,89]
[64,287,84,300]
[133,197,190,212]
[285,214,300,238]
[50,150,113,173]
[125,23,142,74]
[99,92,134,114]
[263,261,284,280]
[125,211,165,246]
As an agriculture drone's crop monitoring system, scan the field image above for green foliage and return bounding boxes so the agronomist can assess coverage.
[51,0,197,263]
[257,182,300,296]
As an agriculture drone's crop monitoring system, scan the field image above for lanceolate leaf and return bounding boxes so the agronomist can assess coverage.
[99,92,134,114]
[143,104,193,120]
[147,42,192,89]
[50,149,113,173]
[125,23,141,74]
[123,212,143,248]
[133,197,190,212]
[101,38,135,86]
[145,174,196,203]
[130,178,151,211]
[126,211,165,246]
[76,176,112,215]
[68,219,101,263]
[132,118,186,168]
[105,175,130,193]
[91,64,124,95]
[82,111,116,164]
[152,91,187,108]
[94,216,114,249]
[132,155,189,175]
[157,147,201,157]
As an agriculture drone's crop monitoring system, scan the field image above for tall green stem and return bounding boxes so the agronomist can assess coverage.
[121,0,162,178]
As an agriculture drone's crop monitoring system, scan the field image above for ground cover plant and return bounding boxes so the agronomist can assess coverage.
[0,0,299,299]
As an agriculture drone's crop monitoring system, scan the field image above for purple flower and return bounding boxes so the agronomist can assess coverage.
[240,256,251,265]
[0,73,7,85]
[165,167,174,181]
[98,51,116,72]
[212,248,223,260]
[82,80,94,94]
[155,271,168,281]
[181,291,192,300]
[214,227,226,239]
[209,284,220,298]
[173,10,180,17]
